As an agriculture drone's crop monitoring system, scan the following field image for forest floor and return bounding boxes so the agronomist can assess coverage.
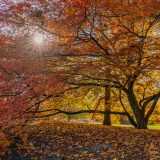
[2,121,160,160]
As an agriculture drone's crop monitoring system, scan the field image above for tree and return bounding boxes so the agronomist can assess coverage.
[29,0,159,129]
[1,0,160,129]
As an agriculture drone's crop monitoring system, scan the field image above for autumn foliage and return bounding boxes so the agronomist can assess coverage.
[0,0,160,158]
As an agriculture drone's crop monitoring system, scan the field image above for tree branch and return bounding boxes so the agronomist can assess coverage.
[119,90,137,128]
[145,91,160,121]
[34,109,127,118]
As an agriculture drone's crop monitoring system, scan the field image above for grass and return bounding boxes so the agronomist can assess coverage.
[113,123,160,130]
[148,123,160,129]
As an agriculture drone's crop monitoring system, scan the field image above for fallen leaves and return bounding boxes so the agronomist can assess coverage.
[2,121,160,160]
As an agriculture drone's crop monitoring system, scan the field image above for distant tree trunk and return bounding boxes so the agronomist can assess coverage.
[103,85,111,125]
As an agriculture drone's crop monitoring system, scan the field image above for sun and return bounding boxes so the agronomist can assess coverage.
[23,32,52,55]
[34,34,43,44]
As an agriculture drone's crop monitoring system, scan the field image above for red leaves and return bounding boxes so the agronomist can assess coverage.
[8,2,30,14]
[0,34,67,129]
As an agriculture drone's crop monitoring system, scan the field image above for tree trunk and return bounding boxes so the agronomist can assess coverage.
[136,120,148,129]
[127,86,148,129]
[103,85,111,125]
[136,111,148,129]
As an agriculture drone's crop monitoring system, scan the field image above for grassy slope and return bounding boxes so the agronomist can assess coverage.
[5,121,160,160]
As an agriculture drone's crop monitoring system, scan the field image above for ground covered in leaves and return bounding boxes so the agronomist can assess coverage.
[3,121,160,160]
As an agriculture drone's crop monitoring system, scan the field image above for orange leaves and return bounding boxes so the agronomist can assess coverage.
[65,7,76,16]
[4,121,160,159]
[38,0,46,4]
[112,24,118,34]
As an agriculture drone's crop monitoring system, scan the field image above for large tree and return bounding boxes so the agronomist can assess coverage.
[1,0,160,129]
[28,0,160,129]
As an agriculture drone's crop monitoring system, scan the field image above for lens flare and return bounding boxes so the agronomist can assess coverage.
[34,34,43,43]
[21,31,52,56]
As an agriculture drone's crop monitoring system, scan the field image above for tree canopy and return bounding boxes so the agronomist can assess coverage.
[0,0,160,131]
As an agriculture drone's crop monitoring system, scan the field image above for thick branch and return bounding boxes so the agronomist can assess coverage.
[34,109,127,118]
[38,53,103,58]
[119,90,137,127]
[68,79,128,93]
[142,90,160,112]
[145,91,160,121]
